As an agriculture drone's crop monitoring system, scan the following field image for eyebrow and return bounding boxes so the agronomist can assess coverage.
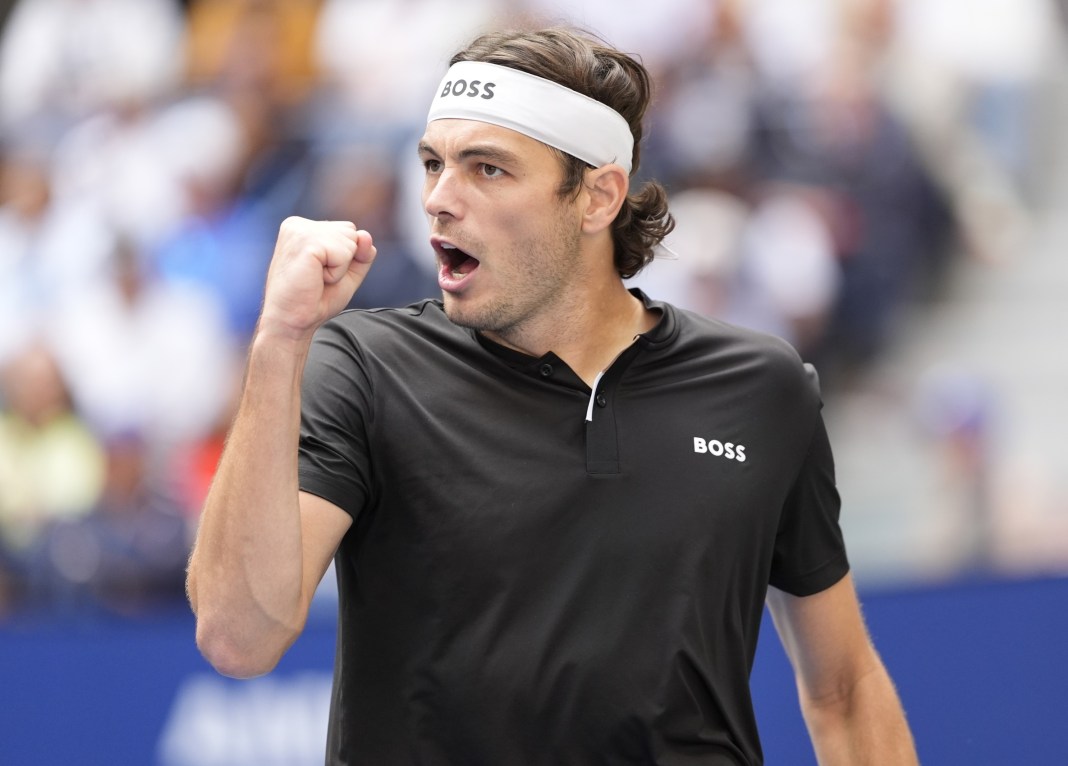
[417,141,523,167]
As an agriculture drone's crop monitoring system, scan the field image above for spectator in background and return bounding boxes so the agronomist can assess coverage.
[745,0,955,382]
[148,95,286,344]
[733,183,841,356]
[183,0,322,220]
[5,0,190,255]
[0,0,185,130]
[643,0,757,194]
[31,431,191,617]
[47,98,198,252]
[184,0,320,111]
[0,121,116,366]
[0,341,106,614]
[47,235,238,451]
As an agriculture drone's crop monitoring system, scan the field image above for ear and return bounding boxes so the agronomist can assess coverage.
[581,163,629,235]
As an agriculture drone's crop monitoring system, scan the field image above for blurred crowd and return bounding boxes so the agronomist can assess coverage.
[0,0,1064,619]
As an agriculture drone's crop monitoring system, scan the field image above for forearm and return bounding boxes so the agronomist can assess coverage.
[187,330,313,678]
[801,663,918,766]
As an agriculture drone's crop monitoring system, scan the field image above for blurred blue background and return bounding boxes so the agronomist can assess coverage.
[1,0,1067,763]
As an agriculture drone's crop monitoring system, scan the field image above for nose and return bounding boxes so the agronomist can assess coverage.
[423,167,463,221]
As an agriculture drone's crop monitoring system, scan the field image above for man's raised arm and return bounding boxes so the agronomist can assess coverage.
[186,217,376,678]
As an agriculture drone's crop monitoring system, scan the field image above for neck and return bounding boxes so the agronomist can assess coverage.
[483,280,657,387]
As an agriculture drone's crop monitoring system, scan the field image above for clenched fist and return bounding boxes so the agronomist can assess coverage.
[258,217,377,342]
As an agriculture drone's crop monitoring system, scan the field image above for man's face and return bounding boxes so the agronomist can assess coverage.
[418,119,585,339]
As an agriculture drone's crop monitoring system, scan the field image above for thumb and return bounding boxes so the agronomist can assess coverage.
[339,229,378,287]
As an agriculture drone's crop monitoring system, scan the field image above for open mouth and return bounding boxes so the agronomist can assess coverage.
[438,242,480,280]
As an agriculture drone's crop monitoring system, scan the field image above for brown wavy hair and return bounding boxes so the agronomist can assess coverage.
[450,27,674,279]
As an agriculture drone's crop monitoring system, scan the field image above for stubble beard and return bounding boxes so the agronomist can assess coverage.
[443,212,583,343]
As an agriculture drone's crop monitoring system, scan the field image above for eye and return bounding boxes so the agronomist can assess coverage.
[479,163,505,178]
[423,158,443,174]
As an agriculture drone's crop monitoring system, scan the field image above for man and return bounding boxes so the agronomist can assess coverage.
[186,26,918,765]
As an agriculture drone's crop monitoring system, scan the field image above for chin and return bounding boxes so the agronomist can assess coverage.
[442,295,504,334]
[441,295,479,329]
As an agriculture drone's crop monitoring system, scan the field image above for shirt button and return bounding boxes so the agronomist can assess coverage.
[539,363,554,377]
[595,393,607,408]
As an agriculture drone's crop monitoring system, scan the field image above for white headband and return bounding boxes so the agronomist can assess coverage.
[427,61,634,174]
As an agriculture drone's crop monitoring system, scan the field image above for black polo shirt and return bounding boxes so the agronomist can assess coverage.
[298,292,848,765]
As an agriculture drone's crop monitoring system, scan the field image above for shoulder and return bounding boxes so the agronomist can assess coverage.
[307,299,492,392]
[313,299,469,358]
[321,298,453,338]
[301,301,463,424]
[649,300,822,405]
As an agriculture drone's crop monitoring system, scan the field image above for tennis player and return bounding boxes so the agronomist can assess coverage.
[187,26,918,765]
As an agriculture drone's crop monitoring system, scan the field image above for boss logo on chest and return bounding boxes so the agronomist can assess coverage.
[693,437,747,463]
[439,79,497,100]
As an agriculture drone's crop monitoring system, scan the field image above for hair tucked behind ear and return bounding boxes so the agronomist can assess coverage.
[451,26,674,278]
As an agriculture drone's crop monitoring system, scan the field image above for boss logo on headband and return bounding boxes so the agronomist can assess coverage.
[439,79,497,100]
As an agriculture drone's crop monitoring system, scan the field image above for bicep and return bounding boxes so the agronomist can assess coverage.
[298,490,352,609]
[767,573,881,703]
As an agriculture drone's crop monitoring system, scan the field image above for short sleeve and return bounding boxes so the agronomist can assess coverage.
[768,411,850,596]
[298,320,375,520]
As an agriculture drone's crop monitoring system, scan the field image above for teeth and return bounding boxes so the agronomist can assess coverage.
[441,243,456,250]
